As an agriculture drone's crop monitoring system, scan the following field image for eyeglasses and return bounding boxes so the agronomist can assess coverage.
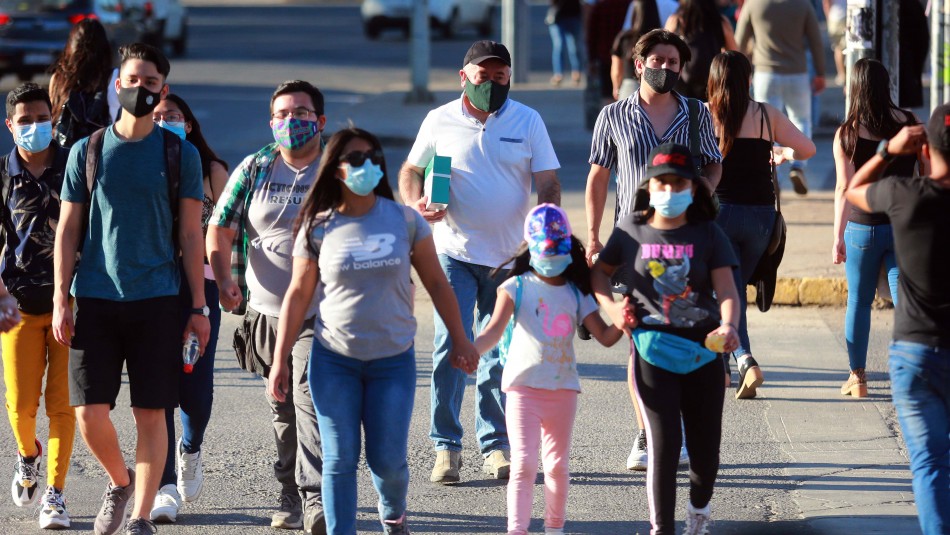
[340,150,384,167]
[272,107,317,120]
[153,112,184,123]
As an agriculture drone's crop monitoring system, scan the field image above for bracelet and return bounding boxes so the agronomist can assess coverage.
[725,322,738,331]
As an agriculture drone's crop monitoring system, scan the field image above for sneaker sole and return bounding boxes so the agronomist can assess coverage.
[150,509,178,523]
[178,481,203,503]
[429,473,460,484]
[271,519,304,529]
[789,172,808,195]
[628,463,647,472]
[481,464,510,479]
[39,517,70,529]
[736,366,764,399]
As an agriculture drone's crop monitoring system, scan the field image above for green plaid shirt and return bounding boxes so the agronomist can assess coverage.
[209,143,279,315]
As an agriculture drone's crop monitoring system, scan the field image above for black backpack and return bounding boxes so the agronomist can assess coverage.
[80,126,182,252]
[54,90,111,150]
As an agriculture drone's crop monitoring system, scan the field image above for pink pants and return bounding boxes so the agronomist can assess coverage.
[506,386,579,535]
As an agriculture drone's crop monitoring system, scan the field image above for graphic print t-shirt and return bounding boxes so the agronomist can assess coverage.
[599,217,737,342]
[500,273,599,392]
[293,198,430,361]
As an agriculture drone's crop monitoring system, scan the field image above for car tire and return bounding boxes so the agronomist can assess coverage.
[364,18,383,39]
[477,6,494,37]
[172,21,188,57]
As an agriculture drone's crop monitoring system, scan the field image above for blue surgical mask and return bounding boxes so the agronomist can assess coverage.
[13,121,53,153]
[530,254,572,277]
[341,160,384,196]
[158,119,187,140]
[650,189,693,218]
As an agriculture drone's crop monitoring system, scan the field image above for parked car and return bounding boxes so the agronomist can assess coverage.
[361,0,495,40]
[0,0,142,81]
[122,0,187,56]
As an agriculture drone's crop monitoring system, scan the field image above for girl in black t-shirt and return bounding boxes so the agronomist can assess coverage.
[592,143,739,535]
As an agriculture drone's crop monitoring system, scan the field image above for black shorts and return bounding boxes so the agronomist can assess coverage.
[68,296,181,409]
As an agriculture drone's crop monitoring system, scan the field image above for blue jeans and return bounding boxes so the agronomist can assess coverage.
[161,276,221,487]
[309,342,416,534]
[716,203,776,360]
[844,222,899,370]
[430,254,508,454]
[753,71,811,176]
[548,16,581,77]
[888,341,950,535]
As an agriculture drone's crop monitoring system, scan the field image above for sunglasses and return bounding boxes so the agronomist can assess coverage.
[340,150,384,167]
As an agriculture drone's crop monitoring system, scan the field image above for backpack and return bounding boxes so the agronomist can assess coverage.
[80,126,182,252]
[54,89,111,150]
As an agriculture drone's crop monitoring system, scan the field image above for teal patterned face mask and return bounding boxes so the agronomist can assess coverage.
[271,117,319,150]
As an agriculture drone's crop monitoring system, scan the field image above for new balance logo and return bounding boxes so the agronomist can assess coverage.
[335,233,401,270]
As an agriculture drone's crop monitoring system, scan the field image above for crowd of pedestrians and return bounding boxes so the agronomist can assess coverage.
[0,2,947,535]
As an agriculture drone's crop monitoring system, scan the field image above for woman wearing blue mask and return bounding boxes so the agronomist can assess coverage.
[592,142,740,535]
[268,127,479,535]
[148,93,230,523]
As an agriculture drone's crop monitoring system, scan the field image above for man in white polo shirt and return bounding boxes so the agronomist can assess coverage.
[399,40,561,484]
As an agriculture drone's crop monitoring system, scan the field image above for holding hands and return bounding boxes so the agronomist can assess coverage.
[605,294,638,334]
[449,338,480,375]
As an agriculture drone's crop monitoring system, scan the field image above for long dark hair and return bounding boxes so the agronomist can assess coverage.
[163,94,229,178]
[707,51,752,157]
[49,19,112,121]
[676,0,725,44]
[491,235,592,295]
[295,127,395,256]
[839,59,916,160]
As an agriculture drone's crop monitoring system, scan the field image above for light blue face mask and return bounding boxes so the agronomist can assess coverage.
[342,160,384,196]
[650,189,693,218]
[13,121,53,153]
[158,120,187,140]
[530,254,572,277]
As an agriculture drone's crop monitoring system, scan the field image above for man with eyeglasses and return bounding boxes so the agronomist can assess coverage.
[207,80,326,534]
[399,40,562,485]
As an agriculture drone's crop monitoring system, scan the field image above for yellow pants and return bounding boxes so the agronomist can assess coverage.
[1,311,75,489]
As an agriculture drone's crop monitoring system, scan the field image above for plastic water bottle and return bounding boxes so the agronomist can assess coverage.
[182,332,200,374]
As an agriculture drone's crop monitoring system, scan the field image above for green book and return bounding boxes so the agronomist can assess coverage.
[424,155,451,210]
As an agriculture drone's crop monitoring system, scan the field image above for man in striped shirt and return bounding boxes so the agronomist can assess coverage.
[584,29,722,472]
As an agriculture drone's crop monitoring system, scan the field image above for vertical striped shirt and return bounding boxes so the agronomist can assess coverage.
[589,91,722,223]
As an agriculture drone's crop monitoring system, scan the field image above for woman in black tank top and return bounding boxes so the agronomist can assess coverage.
[832,59,927,398]
[707,51,816,399]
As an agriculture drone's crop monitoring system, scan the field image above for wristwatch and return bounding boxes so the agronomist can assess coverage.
[190,306,210,317]
[877,139,897,163]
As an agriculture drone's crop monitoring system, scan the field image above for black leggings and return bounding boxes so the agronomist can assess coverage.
[632,350,725,534]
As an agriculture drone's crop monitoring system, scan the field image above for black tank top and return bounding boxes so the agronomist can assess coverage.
[849,137,917,225]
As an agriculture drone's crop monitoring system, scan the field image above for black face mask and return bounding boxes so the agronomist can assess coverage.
[642,67,679,94]
[117,86,162,118]
[464,78,510,113]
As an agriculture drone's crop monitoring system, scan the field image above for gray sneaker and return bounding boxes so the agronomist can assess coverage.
[95,468,135,535]
[271,492,303,529]
[125,518,157,535]
[303,494,327,535]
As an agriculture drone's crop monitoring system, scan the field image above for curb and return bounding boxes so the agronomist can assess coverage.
[756,277,893,308]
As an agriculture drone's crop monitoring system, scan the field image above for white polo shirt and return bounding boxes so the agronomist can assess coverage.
[407,97,560,268]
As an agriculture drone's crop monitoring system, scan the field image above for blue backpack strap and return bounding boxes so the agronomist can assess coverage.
[513,275,523,319]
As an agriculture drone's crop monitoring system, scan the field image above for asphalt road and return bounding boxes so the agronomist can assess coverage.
[0,5,899,534]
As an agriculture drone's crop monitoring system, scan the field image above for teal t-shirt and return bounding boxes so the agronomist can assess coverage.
[62,125,203,301]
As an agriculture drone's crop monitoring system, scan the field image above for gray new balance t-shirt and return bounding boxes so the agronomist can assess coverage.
[293,197,431,360]
[247,157,319,318]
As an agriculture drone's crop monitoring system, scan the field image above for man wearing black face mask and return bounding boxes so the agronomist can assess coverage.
[399,40,561,485]
[584,29,722,474]
[53,43,207,535]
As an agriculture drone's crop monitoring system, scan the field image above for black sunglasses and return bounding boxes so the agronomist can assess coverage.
[340,150,384,167]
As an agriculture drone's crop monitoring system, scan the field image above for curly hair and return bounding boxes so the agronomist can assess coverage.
[48,19,113,122]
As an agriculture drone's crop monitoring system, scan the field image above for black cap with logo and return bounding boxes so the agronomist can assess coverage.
[463,40,512,68]
[643,143,699,185]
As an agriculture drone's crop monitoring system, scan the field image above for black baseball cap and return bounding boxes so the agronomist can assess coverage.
[927,102,950,152]
[643,143,699,184]
[463,40,511,67]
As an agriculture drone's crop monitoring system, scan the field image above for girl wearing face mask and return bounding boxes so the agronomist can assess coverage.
[592,143,740,535]
[268,128,478,535]
[472,204,624,535]
[148,94,230,523]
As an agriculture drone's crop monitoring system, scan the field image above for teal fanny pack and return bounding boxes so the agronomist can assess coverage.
[631,328,718,375]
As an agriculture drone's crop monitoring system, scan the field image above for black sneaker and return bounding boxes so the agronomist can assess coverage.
[271,492,303,529]
[304,494,327,535]
[125,517,157,535]
[789,168,808,195]
[736,357,764,400]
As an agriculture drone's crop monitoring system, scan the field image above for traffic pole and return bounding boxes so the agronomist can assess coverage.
[502,0,530,84]
[406,0,434,103]
[880,0,899,104]
[844,0,877,110]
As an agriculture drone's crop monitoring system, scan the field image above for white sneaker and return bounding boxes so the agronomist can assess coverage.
[176,438,204,502]
[678,445,689,469]
[626,429,648,471]
[149,484,181,523]
[38,486,70,529]
[683,502,712,534]
[11,439,42,507]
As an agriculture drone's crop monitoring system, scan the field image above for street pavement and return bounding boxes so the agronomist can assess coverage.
[0,2,928,533]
